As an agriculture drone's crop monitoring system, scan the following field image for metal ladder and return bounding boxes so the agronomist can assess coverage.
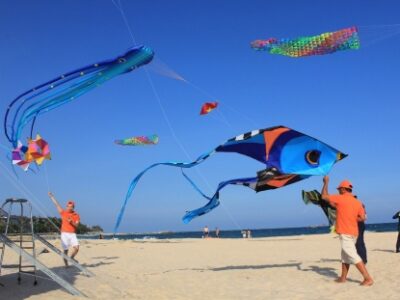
[0,198,37,285]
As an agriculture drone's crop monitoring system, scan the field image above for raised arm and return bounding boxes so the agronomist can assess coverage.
[48,192,63,214]
[321,176,330,201]
[321,175,337,208]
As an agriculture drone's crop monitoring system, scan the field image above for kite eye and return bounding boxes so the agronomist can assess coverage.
[118,58,127,63]
[305,150,321,166]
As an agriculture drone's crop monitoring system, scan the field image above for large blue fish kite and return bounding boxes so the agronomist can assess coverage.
[114,126,347,233]
[4,46,154,150]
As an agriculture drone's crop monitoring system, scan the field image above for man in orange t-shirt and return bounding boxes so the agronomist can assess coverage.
[321,176,373,286]
[48,192,80,266]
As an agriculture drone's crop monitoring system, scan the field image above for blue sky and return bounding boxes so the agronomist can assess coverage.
[0,0,399,233]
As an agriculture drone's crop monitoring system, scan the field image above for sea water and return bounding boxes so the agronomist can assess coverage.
[87,222,398,240]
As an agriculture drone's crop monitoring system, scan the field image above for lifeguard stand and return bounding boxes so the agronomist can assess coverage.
[0,198,88,297]
[0,198,38,284]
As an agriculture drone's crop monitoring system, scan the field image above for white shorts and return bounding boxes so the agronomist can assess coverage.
[61,232,79,250]
[339,234,362,264]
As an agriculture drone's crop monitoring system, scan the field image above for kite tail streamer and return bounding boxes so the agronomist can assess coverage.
[181,170,259,224]
[113,153,258,233]
[182,176,258,223]
[113,150,215,234]
[180,170,212,201]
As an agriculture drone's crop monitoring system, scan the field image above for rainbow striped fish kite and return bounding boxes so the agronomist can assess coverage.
[251,27,360,57]
[114,126,347,233]
[4,46,154,169]
[115,134,159,146]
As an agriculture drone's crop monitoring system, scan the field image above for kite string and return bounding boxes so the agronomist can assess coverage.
[358,23,400,29]
[111,0,137,45]
[0,142,11,152]
[358,24,400,47]
[112,0,251,230]
[146,71,245,230]
[143,67,194,159]
[113,0,245,230]
[111,0,198,179]
[43,162,51,193]
[152,58,259,129]
[112,0,198,145]
[361,29,400,48]
[144,68,244,229]
[0,161,61,232]
[180,80,235,128]
[143,55,258,130]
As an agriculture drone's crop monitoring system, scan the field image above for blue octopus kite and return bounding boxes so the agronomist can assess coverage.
[4,46,154,151]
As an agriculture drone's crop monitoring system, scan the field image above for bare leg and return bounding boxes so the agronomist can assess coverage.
[63,250,69,267]
[355,262,373,286]
[336,263,350,282]
[70,245,79,261]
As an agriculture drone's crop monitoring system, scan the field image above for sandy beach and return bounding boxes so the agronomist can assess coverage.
[0,231,398,299]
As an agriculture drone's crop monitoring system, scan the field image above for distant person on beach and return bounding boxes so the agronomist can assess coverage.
[215,227,220,238]
[393,210,400,253]
[203,226,209,238]
[321,176,373,286]
[355,202,367,264]
[247,230,252,238]
[48,192,80,266]
[241,230,247,238]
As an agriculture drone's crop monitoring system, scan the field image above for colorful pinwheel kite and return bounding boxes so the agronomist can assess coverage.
[12,134,51,171]
[251,27,360,57]
[114,126,347,233]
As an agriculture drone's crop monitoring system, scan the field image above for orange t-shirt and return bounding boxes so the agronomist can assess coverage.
[327,194,364,236]
[60,210,80,233]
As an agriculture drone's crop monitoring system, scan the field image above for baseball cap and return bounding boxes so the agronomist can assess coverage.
[337,180,353,190]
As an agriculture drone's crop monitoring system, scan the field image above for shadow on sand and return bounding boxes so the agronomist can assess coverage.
[247,238,303,242]
[146,259,361,284]
[210,263,302,271]
[301,265,360,283]
[301,265,337,278]
[81,261,114,268]
[318,258,341,263]
[132,240,186,244]
[0,257,112,299]
[0,266,80,300]
[145,262,302,276]
[372,248,396,253]
[91,256,119,260]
